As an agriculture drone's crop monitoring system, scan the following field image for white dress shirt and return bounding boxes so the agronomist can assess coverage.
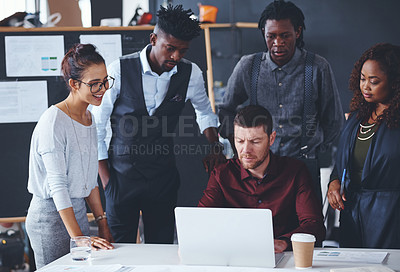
[91,45,218,160]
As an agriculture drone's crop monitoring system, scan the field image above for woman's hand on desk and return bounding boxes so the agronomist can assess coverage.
[327,179,346,211]
[90,236,114,250]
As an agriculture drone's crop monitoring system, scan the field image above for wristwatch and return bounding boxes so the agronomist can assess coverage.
[95,214,107,222]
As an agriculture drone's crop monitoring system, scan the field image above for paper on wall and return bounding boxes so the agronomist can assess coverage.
[79,34,122,67]
[5,35,64,77]
[0,81,48,123]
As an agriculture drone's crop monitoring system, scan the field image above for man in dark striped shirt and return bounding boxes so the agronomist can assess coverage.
[219,0,344,202]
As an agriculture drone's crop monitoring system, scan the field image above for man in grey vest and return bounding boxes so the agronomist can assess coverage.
[92,4,225,244]
[219,0,344,202]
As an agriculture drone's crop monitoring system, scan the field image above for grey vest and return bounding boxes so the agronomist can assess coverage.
[109,50,192,179]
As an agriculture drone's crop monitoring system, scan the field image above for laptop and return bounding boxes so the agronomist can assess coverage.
[174,207,284,268]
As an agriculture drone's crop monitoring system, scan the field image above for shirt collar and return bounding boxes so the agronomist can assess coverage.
[239,151,279,181]
[266,48,303,75]
[139,44,178,77]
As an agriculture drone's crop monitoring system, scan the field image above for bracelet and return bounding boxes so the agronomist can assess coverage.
[95,214,107,222]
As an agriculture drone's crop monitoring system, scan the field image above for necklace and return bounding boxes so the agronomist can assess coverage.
[64,101,91,191]
[359,123,376,129]
[359,122,375,134]
[357,122,376,141]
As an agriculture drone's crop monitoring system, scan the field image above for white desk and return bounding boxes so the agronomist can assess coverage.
[42,244,400,271]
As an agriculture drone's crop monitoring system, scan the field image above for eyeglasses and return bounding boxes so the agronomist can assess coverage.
[75,76,115,94]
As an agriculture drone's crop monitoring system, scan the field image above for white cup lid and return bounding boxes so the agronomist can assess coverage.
[291,233,316,242]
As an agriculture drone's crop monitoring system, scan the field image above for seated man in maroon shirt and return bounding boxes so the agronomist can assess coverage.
[198,105,325,253]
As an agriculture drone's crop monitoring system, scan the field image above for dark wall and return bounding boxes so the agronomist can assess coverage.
[91,0,123,26]
[0,28,208,217]
[151,0,400,112]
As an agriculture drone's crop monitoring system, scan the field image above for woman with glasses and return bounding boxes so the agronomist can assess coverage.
[26,44,114,268]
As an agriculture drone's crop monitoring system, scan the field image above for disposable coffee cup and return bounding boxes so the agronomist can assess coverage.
[291,233,316,269]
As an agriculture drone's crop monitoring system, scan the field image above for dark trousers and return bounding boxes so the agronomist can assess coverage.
[105,165,179,244]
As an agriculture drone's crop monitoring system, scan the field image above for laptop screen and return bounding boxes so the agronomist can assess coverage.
[175,207,279,268]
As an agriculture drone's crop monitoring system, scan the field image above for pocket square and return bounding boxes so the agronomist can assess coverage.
[169,94,183,102]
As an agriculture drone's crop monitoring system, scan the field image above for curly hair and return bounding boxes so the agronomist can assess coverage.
[258,0,306,49]
[349,43,400,128]
[156,4,200,41]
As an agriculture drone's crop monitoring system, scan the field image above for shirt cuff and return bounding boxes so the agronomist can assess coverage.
[197,114,219,134]
[52,189,73,211]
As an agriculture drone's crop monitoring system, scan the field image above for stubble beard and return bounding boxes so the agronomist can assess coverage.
[240,151,269,170]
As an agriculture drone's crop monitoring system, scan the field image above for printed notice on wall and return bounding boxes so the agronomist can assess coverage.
[0,81,48,123]
[79,34,122,67]
[5,35,64,77]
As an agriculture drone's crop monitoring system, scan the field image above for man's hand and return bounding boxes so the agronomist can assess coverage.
[202,152,226,173]
[274,239,288,253]
[97,220,114,244]
[98,160,110,190]
[327,179,346,211]
[202,128,227,173]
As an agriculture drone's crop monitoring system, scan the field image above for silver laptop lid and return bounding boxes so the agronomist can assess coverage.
[175,207,276,268]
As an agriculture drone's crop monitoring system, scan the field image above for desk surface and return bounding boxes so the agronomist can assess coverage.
[42,244,400,271]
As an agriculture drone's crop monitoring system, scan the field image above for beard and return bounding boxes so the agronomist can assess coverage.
[240,151,269,170]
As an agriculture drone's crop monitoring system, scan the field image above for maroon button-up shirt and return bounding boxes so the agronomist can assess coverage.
[198,153,326,243]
